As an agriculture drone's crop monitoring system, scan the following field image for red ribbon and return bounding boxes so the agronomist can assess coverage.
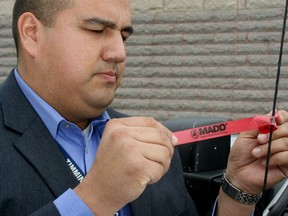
[174,115,278,145]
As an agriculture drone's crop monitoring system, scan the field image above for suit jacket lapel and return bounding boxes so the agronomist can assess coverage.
[14,117,79,197]
[1,71,79,197]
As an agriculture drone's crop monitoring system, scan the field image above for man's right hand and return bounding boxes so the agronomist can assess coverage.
[74,117,178,215]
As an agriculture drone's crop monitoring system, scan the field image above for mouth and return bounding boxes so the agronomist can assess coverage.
[97,71,117,82]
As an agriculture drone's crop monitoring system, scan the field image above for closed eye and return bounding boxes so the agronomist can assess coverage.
[89,29,104,34]
[86,28,130,42]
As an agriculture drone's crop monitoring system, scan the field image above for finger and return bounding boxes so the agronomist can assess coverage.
[276,110,288,125]
[106,117,177,146]
[111,117,166,131]
[125,127,175,158]
[141,159,166,185]
[256,110,288,144]
[252,136,288,158]
[264,110,288,131]
[265,151,288,167]
[245,110,288,142]
[257,121,288,144]
[140,143,173,174]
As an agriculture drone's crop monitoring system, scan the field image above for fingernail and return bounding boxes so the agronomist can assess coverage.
[252,147,262,156]
[258,133,268,142]
[172,135,178,146]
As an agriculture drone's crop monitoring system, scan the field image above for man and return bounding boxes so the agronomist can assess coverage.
[1,0,288,215]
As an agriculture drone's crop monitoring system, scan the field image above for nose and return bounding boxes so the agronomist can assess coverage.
[102,32,126,63]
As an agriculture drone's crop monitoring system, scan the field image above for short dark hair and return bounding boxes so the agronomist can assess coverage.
[12,0,75,53]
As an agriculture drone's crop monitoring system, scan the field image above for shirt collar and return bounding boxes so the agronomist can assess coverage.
[14,68,110,138]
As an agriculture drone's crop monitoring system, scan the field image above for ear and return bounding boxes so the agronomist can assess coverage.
[17,12,43,58]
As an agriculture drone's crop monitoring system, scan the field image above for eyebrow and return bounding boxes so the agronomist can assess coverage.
[83,17,134,35]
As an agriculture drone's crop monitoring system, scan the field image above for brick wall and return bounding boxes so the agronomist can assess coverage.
[0,1,14,81]
[1,1,288,121]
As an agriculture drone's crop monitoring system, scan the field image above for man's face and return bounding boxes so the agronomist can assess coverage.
[29,0,132,126]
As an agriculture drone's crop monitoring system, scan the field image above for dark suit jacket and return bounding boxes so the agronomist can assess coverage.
[0,71,199,215]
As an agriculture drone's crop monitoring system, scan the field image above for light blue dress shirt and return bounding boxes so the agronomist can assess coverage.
[14,69,131,216]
